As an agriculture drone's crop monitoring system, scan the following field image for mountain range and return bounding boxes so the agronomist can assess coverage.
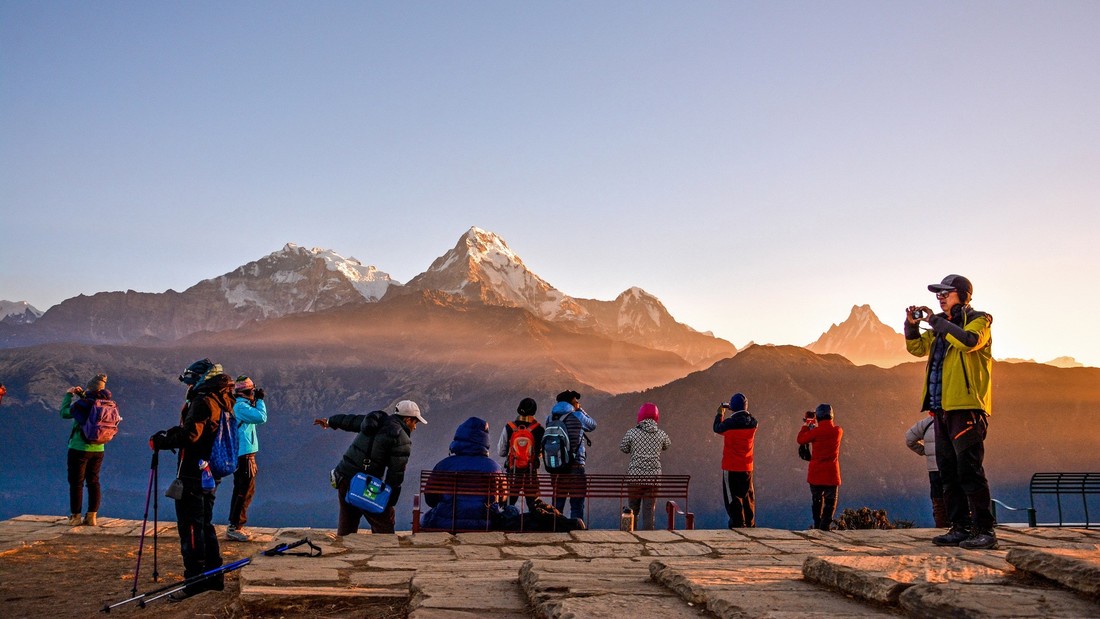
[1,227,735,372]
[1,226,1095,530]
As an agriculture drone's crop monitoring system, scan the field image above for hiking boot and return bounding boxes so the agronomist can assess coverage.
[67,514,83,526]
[84,512,97,527]
[167,589,193,603]
[226,526,252,542]
[932,525,971,546]
[960,529,999,550]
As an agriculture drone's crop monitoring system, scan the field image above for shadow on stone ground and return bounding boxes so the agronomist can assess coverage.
[0,534,407,619]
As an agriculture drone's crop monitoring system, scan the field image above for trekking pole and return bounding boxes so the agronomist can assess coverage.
[101,537,320,613]
[152,449,159,582]
[130,449,159,595]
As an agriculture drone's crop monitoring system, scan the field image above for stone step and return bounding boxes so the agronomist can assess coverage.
[651,558,897,618]
[521,559,709,618]
[898,582,1100,619]
[1005,547,1100,597]
[802,553,1009,605]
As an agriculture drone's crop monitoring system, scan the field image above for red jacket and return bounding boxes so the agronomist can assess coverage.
[797,419,842,486]
[714,410,757,472]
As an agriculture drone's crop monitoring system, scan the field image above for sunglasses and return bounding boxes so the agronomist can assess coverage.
[935,290,955,299]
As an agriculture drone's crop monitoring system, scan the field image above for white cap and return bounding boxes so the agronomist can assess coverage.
[395,400,427,424]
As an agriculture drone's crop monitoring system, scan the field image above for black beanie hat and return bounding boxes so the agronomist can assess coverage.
[517,397,537,417]
[556,390,581,403]
[815,403,834,420]
[730,393,748,411]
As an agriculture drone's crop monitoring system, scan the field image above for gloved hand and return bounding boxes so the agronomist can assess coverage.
[254,387,265,400]
[149,430,169,451]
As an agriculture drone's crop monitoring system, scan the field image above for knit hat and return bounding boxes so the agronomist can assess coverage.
[729,393,748,411]
[928,274,973,303]
[815,403,834,420]
[235,376,255,392]
[556,390,581,403]
[517,397,537,417]
[637,402,659,423]
[86,374,107,392]
[395,400,427,424]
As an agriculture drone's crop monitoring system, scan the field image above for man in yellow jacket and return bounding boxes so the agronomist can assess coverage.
[905,274,996,550]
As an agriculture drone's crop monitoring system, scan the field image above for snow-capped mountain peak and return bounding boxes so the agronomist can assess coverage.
[273,243,395,301]
[208,243,397,318]
[806,304,910,367]
[0,300,42,324]
[407,227,589,321]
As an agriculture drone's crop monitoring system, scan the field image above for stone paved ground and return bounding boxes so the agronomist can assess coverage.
[2,515,1098,618]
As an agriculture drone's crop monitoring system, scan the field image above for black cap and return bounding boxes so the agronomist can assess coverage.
[556,390,581,403]
[517,397,537,416]
[928,274,973,303]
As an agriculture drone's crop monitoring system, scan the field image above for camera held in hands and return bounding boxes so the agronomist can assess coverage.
[804,410,815,421]
[911,309,925,320]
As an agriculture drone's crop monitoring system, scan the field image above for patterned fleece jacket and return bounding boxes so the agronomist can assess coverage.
[619,419,671,476]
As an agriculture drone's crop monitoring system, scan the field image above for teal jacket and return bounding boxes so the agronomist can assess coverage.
[234,396,267,456]
[905,305,993,414]
[60,391,107,452]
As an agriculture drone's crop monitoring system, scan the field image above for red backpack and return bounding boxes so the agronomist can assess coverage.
[507,421,539,470]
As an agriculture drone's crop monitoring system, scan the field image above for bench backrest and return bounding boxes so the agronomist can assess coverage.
[1028,472,1099,527]
[418,471,691,500]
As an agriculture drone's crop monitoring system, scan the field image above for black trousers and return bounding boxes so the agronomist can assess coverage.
[336,476,395,535]
[228,454,257,528]
[505,468,540,512]
[551,464,587,520]
[810,484,838,530]
[722,470,755,528]
[934,409,994,529]
[67,449,103,514]
[174,484,223,595]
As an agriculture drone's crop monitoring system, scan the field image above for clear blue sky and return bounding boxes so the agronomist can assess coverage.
[2,2,1098,365]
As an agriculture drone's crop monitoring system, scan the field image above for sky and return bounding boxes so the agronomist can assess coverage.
[2,2,1098,366]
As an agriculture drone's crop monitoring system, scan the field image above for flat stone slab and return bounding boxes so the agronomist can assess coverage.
[644,542,713,557]
[1006,547,1100,597]
[632,529,684,542]
[650,559,893,618]
[570,530,638,543]
[502,544,570,559]
[544,592,710,618]
[566,542,642,558]
[411,576,528,612]
[899,582,1100,618]
[803,553,1007,604]
[521,559,703,618]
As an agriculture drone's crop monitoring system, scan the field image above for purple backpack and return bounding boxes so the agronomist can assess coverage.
[77,398,122,445]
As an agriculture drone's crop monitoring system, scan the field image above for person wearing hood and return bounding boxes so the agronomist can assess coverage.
[149,359,236,602]
[421,416,504,531]
[713,392,758,528]
[60,373,113,527]
[797,404,844,531]
[619,402,671,530]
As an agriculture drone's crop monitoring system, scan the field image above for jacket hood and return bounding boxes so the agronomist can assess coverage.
[637,418,660,433]
[551,401,575,416]
[449,416,491,456]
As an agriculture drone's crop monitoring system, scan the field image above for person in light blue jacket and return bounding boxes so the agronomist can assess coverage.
[547,390,597,521]
[227,376,267,541]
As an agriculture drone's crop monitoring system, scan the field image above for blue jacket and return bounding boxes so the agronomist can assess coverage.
[234,396,267,456]
[547,402,598,466]
[421,417,504,531]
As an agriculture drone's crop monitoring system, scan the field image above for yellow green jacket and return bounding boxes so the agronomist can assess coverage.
[905,307,993,414]
[60,391,106,452]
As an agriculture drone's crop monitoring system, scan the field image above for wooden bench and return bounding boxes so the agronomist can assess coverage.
[1027,472,1100,527]
[411,470,693,533]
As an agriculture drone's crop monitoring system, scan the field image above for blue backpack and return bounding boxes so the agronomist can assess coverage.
[208,405,238,479]
[541,414,572,473]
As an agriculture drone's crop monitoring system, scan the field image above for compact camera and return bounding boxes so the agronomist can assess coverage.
[804,410,815,421]
[910,309,925,320]
[719,403,730,410]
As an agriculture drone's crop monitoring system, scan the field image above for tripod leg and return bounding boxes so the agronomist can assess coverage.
[153,453,159,582]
